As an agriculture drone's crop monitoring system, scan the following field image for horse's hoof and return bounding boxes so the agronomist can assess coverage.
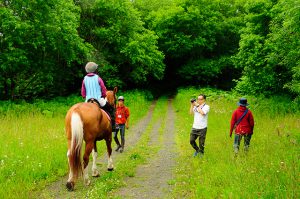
[92,173,100,177]
[92,170,100,177]
[66,182,74,191]
[107,167,114,171]
[84,179,91,186]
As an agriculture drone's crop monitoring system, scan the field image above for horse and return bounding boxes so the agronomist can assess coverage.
[65,87,117,191]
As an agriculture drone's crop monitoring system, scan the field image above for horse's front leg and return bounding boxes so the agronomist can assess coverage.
[105,137,114,171]
[83,141,94,186]
[92,141,100,177]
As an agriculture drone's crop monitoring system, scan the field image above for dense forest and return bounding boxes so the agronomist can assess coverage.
[0,0,299,100]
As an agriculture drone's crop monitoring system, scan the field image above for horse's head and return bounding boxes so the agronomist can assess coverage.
[106,87,118,108]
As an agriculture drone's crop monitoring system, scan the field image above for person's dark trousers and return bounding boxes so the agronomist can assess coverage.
[233,134,252,153]
[113,129,121,151]
[190,128,207,154]
[101,103,116,132]
[114,124,125,152]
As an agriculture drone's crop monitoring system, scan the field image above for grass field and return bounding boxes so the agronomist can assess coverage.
[171,87,299,198]
[0,90,152,199]
[0,88,299,198]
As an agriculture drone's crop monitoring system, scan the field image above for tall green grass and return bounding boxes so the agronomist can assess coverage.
[1,88,298,198]
[0,90,151,199]
[0,96,81,199]
[116,89,154,126]
[171,87,299,198]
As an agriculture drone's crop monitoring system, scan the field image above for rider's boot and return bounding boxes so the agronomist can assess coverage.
[101,102,116,132]
[101,102,111,115]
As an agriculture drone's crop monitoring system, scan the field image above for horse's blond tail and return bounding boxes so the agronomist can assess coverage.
[70,112,83,177]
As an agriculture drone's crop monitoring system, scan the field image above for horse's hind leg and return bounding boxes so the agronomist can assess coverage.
[66,140,75,191]
[92,141,100,177]
[83,141,94,186]
[66,151,75,191]
[105,138,114,171]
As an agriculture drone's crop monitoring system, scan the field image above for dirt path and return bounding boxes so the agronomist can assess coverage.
[35,99,177,198]
[110,99,177,198]
[34,102,157,199]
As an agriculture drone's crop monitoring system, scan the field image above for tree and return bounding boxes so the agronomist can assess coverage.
[79,0,165,88]
[143,0,243,88]
[266,0,300,97]
[233,0,276,96]
[0,0,90,99]
[234,0,300,98]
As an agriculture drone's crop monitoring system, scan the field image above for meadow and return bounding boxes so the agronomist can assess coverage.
[0,88,299,198]
[0,90,153,199]
[171,87,299,198]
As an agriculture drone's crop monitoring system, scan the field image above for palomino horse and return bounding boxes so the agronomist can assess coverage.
[65,87,117,191]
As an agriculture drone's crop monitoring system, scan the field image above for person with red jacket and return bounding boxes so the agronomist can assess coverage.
[114,96,130,153]
[230,98,254,154]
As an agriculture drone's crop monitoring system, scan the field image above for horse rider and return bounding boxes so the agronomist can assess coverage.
[81,61,115,132]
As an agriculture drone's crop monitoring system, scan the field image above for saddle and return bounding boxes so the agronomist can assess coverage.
[87,98,112,121]
[87,98,101,108]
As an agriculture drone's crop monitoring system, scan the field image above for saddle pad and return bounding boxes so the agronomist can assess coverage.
[101,109,111,122]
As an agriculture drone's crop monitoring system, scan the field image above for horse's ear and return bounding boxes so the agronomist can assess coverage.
[113,87,118,94]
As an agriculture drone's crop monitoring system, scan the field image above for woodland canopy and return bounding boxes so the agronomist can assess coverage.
[0,0,299,100]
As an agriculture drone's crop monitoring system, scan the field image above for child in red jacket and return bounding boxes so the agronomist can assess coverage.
[230,98,254,155]
[114,96,130,153]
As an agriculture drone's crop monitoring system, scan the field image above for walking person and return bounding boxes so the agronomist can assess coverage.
[189,94,210,157]
[114,96,130,153]
[81,61,115,132]
[229,98,254,155]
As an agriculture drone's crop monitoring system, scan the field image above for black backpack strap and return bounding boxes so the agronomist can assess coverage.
[235,109,248,126]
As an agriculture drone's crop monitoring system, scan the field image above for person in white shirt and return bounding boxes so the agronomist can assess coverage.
[189,94,210,157]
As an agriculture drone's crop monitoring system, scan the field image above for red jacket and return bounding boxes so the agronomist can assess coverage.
[115,105,130,125]
[230,106,254,136]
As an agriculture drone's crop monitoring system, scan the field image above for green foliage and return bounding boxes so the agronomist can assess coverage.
[79,0,165,88]
[266,0,300,96]
[0,0,299,100]
[234,0,275,95]
[0,0,91,100]
[0,95,82,117]
[177,55,235,85]
[147,0,223,58]
[234,0,300,98]
[140,0,243,89]
[131,0,178,21]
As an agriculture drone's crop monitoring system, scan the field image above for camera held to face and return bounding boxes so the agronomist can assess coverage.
[190,98,196,103]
